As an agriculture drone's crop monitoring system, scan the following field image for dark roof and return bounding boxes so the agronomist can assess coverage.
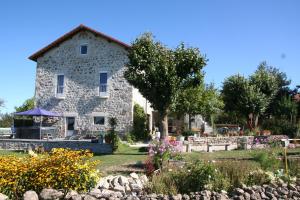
[29,24,131,61]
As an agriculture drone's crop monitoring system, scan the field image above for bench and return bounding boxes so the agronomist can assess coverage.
[207,143,230,152]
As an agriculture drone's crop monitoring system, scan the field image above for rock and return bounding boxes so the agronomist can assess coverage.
[24,191,39,200]
[234,188,245,196]
[0,193,9,200]
[260,192,268,199]
[65,191,78,199]
[243,192,251,200]
[130,173,139,179]
[215,193,229,200]
[89,188,102,198]
[265,191,275,199]
[113,184,125,193]
[288,184,297,191]
[119,176,129,186]
[171,194,182,200]
[125,184,131,193]
[84,195,97,200]
[130,183,143,192]
[40,188,64,200]
[70,195,82,200]
[100,189,115,198]
[97,178,110,189]
[140,175,148,184]
[182,194,190,200]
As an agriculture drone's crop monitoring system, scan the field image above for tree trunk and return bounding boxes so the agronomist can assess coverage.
[188,114,192,131]
[159,113,168,139]
[254,114,259,129]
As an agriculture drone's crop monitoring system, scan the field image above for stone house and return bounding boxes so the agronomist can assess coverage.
[30,24,153,137]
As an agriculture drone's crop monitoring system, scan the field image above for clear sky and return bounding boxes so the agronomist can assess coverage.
[0,0,299,113]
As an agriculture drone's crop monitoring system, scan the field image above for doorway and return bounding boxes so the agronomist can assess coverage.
[66,117,75,137]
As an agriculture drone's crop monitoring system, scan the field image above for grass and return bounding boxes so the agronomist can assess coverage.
[92,143,147,173]
[0,150,26,157]
[1,145,300,174]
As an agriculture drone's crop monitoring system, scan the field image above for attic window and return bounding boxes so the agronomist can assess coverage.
[80,44,88,55]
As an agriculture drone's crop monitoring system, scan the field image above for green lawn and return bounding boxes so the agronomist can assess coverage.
[92,143,147,173]
[0,150,26,157]
[1,145,300,174]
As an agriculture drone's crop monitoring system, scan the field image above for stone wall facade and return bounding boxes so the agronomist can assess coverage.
[0,139,112,154]
[34,30,133,137]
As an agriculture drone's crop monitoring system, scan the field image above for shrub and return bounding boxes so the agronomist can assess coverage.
[215,160,260,189]
[252,150,280,171]
[124,132,135,144]
[246,169,272,186]
[148,161,230,194]
[181,130,195,139]
[288,159,300,178]
[177,161,230,192]
[105,117,120,152]
[105,131,120,152]
[148,138,182,170]
[0,148,99,199]
[261,118,298,138]
[132,104,149,141]
[148,172,178,194]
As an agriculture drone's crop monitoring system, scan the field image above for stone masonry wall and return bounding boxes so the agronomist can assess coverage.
[34,30,133,136]
[0,139,112,154]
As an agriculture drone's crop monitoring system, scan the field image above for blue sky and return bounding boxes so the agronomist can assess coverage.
[0,0,299,113]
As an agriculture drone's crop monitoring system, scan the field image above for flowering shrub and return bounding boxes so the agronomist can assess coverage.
[0,148,100,198]
[148,138,182,170]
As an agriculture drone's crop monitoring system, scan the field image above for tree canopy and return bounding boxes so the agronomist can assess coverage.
[221,62,287,129]
[15,97,35,112]
[125,33,207,137]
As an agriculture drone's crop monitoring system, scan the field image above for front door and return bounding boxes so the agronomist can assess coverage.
[66,117,75,137]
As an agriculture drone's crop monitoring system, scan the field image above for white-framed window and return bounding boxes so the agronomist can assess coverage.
[56,74,64,97]
[80,44,88,55]
[94,116,105,125]
[99,72,108,97]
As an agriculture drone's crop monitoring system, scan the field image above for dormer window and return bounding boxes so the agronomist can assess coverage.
[80,44,88,55]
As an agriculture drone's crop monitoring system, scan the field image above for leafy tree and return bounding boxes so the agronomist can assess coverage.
[15,98,34,112]
[250,62,290,118]
[172,83,223,130]
[0,113,13,127]
[274,96,298,123]
[132,104,148,141]
[0,99,4,112]
[125,33,206,138]
[222,75,268,129]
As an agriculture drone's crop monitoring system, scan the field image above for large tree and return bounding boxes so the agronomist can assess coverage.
[172,83,223,130]
[125,33,206,137]
[0,99,4,112]
[222,74,268,129]
[14,97,34,112]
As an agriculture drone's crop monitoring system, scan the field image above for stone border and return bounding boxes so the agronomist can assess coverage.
[0,139,112,154]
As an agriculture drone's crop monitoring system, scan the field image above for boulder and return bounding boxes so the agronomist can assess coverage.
[130,183,143,192]
[97,179,110,189]
[130,173,139,179]
[118,176,129,186]
[24,191,39,200]
[139,175,148,184]
[65,191,78,199]
[100,189,115,198]
[70,195,82,200]
[40,188,64,200]
[89,188,102,198]
[113,184,125,193]
[83,195,97,200]
[0,193,8,200]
